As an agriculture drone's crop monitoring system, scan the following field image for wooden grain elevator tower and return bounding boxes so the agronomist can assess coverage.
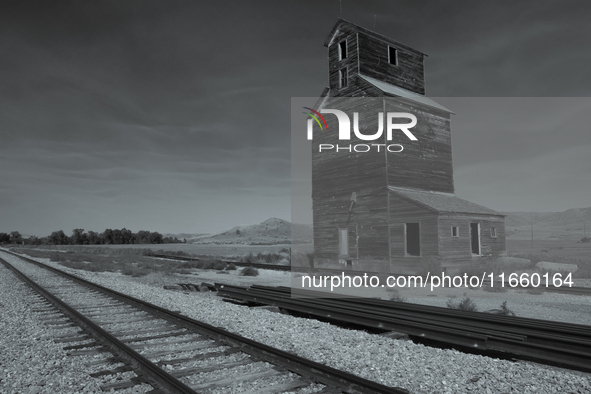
[311,19,507,274]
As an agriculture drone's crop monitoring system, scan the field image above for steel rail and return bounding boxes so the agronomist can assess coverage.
[0,257,198,394]
[216,284,591,372]
[1,250,410,394]
[251,285,591,353]
[259,286,591,337]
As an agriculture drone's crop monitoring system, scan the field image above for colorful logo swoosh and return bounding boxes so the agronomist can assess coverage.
[302,107,329,131]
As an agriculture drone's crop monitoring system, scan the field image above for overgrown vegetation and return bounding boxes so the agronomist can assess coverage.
[242,249,290,266]
[10,248,229,278]
[446,296,478,312]
[240,266,260,277]
[498,301,515,316]
[387,289,407,303]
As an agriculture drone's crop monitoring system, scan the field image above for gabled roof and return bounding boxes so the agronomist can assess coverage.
[359,75,454,114]
[388,186,504,216]
[323,18,426,57]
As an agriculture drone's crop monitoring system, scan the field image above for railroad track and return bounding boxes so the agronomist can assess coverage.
[153,254,591,296]
[0,250,409,394]
[216,284,591,373]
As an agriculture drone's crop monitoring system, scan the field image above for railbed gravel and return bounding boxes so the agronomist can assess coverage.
[2,250,591,393]
[0,262,151,393]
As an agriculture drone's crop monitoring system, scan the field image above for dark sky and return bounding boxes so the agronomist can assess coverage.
[1,0,590,236]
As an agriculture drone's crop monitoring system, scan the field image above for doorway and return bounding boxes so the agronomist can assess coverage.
[470,223,480,255]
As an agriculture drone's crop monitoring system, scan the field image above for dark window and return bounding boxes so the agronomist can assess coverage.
[470,223,480,255]
[339,68,348,88]
[405,223,420,256]
[388,46,398,65]
[451,226,459,237]
[339,40,347,60]
[490,227,497,238]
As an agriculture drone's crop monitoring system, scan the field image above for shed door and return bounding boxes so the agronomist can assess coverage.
[405,223,420,256]
[470,223,480,255]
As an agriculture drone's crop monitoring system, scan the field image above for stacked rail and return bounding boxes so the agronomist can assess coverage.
[216,284,591,372]
[154,254,591,296]
[0,250,409,394]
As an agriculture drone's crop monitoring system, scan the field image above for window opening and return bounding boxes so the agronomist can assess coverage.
[388,46,398,65]
[339,40,347,60]
[339,68,348,88]
[405,223,420,256]
[470,223,480,255]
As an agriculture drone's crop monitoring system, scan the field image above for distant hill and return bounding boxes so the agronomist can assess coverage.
[503,207,591,240]
[193,218,312,245]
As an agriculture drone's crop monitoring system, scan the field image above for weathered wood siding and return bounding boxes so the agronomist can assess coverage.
[327,25,360,94]
[358,32,425,95]
[384,99,454,193]
[312,96,389,270]
[437,214,507,270]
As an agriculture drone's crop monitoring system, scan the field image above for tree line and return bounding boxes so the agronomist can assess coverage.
[0,229,185,245]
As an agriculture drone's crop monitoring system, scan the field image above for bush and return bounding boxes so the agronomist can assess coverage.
[226,263,237,270]
[213,261,227,270]
[446,296,478,312]
[121,265,151,277]
[240,266,259,277]
[499,301,515,316]
[200,260,216,270]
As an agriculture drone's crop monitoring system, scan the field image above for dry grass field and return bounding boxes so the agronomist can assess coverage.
[16,243,312,259]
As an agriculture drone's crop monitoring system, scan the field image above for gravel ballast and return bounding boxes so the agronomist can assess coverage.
[1,249,591,394]
[0,261,153,394]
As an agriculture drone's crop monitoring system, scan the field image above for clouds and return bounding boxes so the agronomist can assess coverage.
[1,1,590,235]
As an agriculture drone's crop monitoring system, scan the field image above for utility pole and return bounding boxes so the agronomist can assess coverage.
[531,222,533,249]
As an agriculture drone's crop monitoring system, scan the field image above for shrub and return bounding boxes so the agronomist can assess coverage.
[499,301,515,316]
[446,296,478,312]
[213,261,227,270]
[240,266,259,277]
[121,265,150,277]
[226,263,237,270]
[200,260,216,270]
[179,260,202,269]
[385,289,406,302]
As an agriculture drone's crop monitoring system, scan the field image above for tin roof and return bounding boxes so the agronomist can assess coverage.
[359,75,454,114]
[388,186,504,216]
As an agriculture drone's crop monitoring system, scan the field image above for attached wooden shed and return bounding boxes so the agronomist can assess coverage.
[387,187,506,273]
